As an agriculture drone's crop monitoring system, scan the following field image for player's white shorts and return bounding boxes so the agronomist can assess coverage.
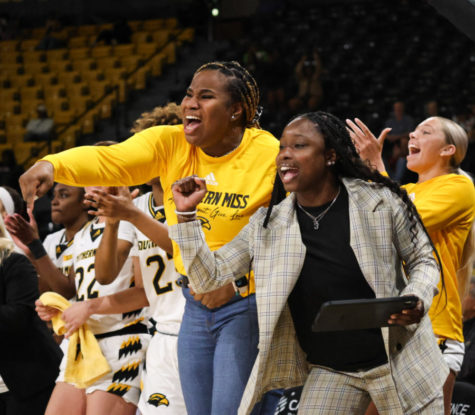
[138,331,186,415]
[438,337,465,374]
[57,331,151,405]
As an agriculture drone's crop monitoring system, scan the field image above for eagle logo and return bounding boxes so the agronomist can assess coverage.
[197,216,211,230]
[148,393,170,407]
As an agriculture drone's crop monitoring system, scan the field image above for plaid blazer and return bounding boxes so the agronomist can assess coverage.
[170,178,449,415]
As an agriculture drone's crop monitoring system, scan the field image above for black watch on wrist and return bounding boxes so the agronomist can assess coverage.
[233,276,249,295]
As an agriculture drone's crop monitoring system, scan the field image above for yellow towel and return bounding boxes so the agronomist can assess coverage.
[39,292,111,388]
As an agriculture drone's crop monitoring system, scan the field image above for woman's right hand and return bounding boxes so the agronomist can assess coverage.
[19,161,55,210]
[172,175,207,213]
[35,299,59,322]
[346,118,391,173]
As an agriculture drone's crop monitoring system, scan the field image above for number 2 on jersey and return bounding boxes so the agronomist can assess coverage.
[146,254,173,295]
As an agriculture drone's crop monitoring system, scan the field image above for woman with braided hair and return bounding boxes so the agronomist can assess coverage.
[169,111,447,414]
[18,61,280,414]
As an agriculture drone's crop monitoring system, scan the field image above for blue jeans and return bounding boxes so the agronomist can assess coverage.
[178,287,259,415]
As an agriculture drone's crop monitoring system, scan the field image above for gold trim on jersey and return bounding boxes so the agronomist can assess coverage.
[148,194,165,222]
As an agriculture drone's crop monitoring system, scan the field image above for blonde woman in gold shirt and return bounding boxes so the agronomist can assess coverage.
[347,116,475,415]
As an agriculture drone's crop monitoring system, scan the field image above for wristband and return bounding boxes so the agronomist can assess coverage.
[27,239,47,259]
[175,209,197,216]
[232,276,249,296]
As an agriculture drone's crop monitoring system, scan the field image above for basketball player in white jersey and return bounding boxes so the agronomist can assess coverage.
[84,104,187,414]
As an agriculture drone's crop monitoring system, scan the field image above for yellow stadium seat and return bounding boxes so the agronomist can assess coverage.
[96,56,121,71]
[113,43,135,57]
[79,109,97,134]
[136,42,158,58]
[119,55,143,72]
[46,49,69,62]
[7,124,27,145]
[10,74,35,88]
[45,98,69,114]
[77,25,99,37]
[20,85,44,101]
[57,71,81,85]
[49,60,73,73]
[35,72,58,87]
[14,142,46,166]
[80,68,104,83]
[98,23,114,32]
[69,48,90,60]
[129,66,150,91]
[144,53,164,77]
[164,18,178,30]
[128,20,143,32]
[0,63,22,77]
[0,40,19,53]
[23,62,49,75]
[23,51,47,64]
[71,58,97,72]
[22,98,45,116]
[30,27,47,39]
[1,53,21,64]
[53,102,77,126]
[66,81,89,98]
[68,36,90,49]
[20,39,40,51]
[57,125,81,148]
[5,109,27,129]
[132,31,153,45]
[0,99,21,115]
[91,45,112,59]
[178,27,195,44]
[143,19,165,32]
[74,95,94,114]
[162,42,176,64]
[89,79,113,100]
[152,30,170,48]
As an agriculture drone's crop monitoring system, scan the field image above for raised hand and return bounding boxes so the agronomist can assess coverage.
[171,175,207,213]
[5,209,40,246]
[19,161,55,210]
[346,118,391,172]
[84,186,140,222]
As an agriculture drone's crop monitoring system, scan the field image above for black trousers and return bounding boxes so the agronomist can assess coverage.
[0,383,55,415]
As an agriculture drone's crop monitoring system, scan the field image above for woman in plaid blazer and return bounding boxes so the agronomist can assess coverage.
[170,112,448,414]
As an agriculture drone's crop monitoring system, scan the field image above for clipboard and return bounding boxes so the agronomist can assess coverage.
[311,296,419,332]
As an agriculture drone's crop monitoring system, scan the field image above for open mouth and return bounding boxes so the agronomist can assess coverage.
[279,165,299,184]
[184,115,201,134]
[407,144,420,157]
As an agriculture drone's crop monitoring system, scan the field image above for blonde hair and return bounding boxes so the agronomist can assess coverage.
[0,215,13,263]
[434,116,469,171]
[130,103,182,133]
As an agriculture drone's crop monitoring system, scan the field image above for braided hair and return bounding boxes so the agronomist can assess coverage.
[263,111,445,303]
[195,61,262,128]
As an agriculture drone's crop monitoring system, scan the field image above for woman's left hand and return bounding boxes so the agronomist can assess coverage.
[388,297,424,326]
[62,301,93,338]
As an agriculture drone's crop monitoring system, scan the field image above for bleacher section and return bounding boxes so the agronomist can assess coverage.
[0,19,194,167]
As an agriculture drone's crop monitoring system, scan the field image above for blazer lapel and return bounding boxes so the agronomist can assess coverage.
[255,194,306,342]
[344,178,386,297]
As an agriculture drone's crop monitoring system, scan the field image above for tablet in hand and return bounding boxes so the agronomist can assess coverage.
[312,296,419,332]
